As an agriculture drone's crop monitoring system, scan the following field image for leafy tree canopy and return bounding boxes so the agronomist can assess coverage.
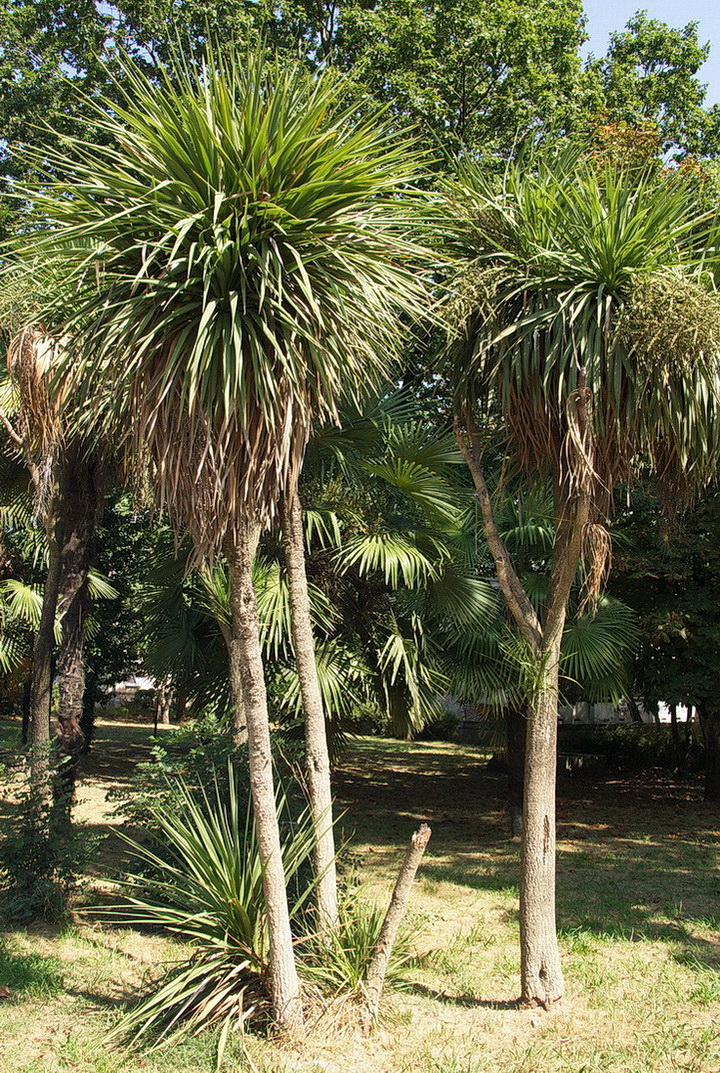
[3,0,720,195]
[583,13,720,157]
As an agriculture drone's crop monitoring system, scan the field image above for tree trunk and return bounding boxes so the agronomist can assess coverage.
[455,408,590,1011]
[281,487,339,935]
[29,485,65,792]
[364,823,431,1026]
[506,705,527,839]
[55,451,104,797]
[698,701,720,803]
[669,703,684,775]
[225,521,303,1035]
[154,675,173,726]
[626,695,644,725]
[519,649,565,1007]
[173,685,188,723]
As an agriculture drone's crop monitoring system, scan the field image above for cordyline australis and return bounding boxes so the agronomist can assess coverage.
[12,48,433,1030]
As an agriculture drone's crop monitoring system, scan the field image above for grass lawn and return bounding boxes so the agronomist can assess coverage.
[1,717,719,1072]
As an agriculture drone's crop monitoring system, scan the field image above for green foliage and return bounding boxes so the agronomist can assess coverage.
[19,48,430,556]
[104,762,316,1049]
[444,147,720,505]
[0,761,97,923]
[557,722,699,771]
[338,0,586,156]
[301,888,414,996]
[584,13,720,157]
[110,716,252,837]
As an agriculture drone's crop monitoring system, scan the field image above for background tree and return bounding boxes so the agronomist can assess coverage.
[583,13,720,158]
[611,486,720,800]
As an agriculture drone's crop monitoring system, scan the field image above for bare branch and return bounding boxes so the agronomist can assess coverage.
[454,409,542,651]
[0,405,23,448]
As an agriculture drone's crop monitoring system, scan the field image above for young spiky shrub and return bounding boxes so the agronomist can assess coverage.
[105,763,316,1048]
[300,888,415,997]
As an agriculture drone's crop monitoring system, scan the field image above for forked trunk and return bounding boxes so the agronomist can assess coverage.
[281,487,339,935]
[225,521,303,1035]
[455,409,589,1012]
[519,647,564,1007]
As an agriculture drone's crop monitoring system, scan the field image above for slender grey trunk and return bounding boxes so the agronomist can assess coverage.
[519,646,564,1007]
[455,396,592,1010]
[281,487,339,935]
[225,521,303,1035]
[155,675,173,726]
[506,705,527,839]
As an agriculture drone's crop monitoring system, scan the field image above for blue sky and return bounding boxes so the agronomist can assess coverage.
[582,0,720,104]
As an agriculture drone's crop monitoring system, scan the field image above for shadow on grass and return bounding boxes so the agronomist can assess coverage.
[0,936,64,998]
[409,982,518,1009]
[336,739,720,972]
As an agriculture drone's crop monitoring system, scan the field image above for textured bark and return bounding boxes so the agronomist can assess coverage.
[454,412,542,649]
[457,390,593,1009]
[217,616,247,745]
[506,705,527,839]
[154,675,173,726]
[281,487,339,935]
[225,522,303,1035]
[55,451,104,794]
[517,481,589,1008]
[626,695,644,725]
[519,651,564,1008]
[698,701,720,803]
[29,483,65,792]
[364,823,432,1025]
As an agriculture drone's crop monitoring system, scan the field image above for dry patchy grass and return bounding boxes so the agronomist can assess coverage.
[1,720,719,1072]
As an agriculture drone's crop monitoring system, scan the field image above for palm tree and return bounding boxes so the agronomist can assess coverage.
[442,150,720,1007]
[20,51,429,1030]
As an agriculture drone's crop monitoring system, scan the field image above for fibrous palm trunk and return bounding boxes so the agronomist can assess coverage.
[281,487,339,935]
[29,463,66,792]
[225,520,303,1035]
[55,450,104,797]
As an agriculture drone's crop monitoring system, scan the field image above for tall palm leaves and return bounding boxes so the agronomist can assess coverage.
[25,52,427,554]
[442,149,720,1008]
[18,51,430,1031]
[447,153,720,505]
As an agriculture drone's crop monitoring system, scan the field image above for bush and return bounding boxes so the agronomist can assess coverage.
[112,714,306,861]
[104,762,317,1049]
[300,886,414,996]
[558,723,702,771]
[0,758,97,923]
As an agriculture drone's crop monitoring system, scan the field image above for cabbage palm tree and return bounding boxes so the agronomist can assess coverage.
[443,487,637,837]
[443,151,720,1007]
[21,51,429,1030]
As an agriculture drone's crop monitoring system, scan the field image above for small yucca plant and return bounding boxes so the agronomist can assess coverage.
[300,888,415,997]
[104,763,316,1049]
